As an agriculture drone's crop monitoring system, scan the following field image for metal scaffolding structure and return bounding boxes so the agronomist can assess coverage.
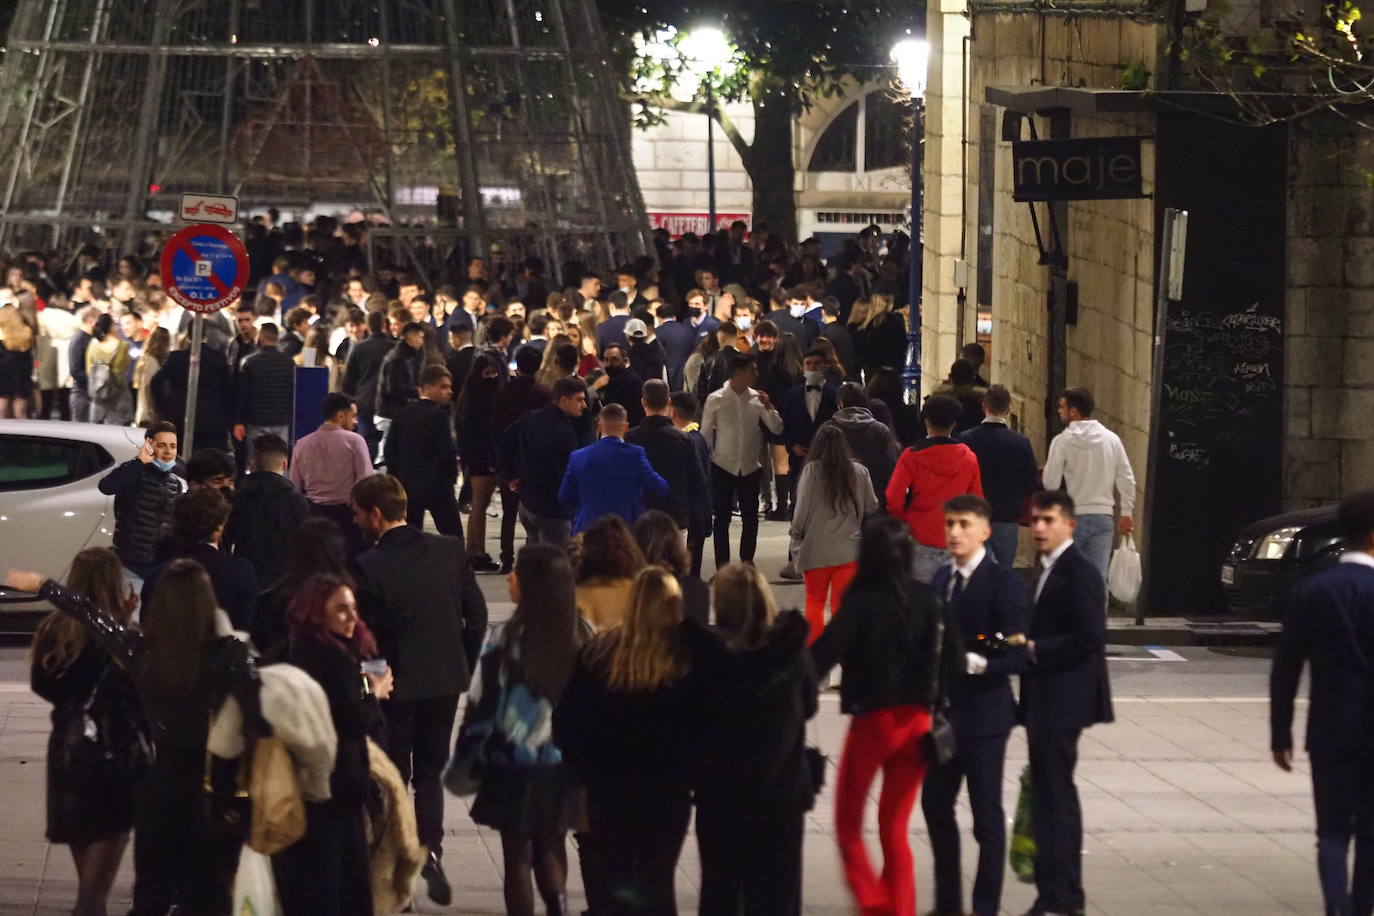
[0,0,650,274]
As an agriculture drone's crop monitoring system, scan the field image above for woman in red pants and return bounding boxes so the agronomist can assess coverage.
[811,514,961,916]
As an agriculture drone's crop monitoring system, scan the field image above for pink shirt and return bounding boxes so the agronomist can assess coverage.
[290,422,374,505]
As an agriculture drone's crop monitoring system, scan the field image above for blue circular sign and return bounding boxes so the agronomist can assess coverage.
[160,223,249,313]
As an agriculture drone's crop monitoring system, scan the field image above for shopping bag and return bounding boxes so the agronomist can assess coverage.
[232,848,281,916]
[247,735,306,855]
[1108,535,1142,604]
[1009,764,1035,882]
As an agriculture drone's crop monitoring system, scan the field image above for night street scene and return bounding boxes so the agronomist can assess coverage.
[0,0,1370,913]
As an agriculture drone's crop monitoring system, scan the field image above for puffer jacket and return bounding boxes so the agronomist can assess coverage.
[96,458,187,572]
[375,343,426,419]
[235,347,295,426]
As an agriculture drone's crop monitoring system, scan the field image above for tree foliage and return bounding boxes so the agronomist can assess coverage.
[599,0,920,241]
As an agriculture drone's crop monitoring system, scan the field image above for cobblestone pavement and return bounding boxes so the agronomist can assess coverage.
[0,519,1321,915]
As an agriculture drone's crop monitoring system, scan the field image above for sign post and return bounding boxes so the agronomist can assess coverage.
[160,223,249,457]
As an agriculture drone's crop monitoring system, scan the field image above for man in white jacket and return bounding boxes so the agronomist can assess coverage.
[1042,386,1136,583]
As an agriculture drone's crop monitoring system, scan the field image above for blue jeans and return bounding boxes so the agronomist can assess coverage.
[1075,514,1115,583]
[356,412,381,462]
[989,522,1021,568]
[911,541,949,585]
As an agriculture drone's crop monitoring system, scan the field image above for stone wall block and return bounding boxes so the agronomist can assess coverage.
[1344,236,1374,289]
[1285,335,1344,388]
[1342,440,1374,494]
[1284,437,1342,501]
[1311,388,1374,439]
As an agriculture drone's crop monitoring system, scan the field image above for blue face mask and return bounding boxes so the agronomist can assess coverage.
[152,458,176,472]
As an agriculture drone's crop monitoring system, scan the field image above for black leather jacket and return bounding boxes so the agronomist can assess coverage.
[96,459,187,573]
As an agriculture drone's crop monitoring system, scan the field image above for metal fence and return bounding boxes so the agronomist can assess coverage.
[0,0,650,268]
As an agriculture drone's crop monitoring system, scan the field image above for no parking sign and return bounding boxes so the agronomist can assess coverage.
[160,223,249,312]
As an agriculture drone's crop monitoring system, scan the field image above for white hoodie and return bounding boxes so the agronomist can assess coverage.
[1043,419,1136,517]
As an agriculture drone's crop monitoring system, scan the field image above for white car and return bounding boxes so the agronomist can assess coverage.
[0,421,145,623]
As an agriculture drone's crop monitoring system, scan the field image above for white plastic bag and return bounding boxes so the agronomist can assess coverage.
[232,848,281,916]
[1108,535,1142,604]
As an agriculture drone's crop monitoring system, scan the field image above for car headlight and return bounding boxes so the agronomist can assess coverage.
[1253,526,1303,560]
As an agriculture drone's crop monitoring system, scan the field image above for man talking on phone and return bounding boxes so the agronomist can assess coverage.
[96,420,188,600]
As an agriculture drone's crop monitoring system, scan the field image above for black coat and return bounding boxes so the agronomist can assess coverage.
[143,541,259,633]
[697,611,817,812]
[678,574,711,627]
[235,347,296,426]
[385,398,459,502]
[353,525,488,703]
[1019,545,1113,731]
[599,368,646,427]
[764,310,818,350]
[375,343,425,419]
[151,347,232,450]
[831,406,901,499]
[224,470,310,585]
[960,421,1039,524]
[627,339,668,384]
[340,335,393,417]
[97,459,187,573]
[625,416,708,530]
[932,558,1031,737]
[554,620,731,791]
[811,579,961,717]
[695,349,732,401]
[855,313,909,377]
[817,321,859,381]
[505,403,582,519]
[655,320,698,390]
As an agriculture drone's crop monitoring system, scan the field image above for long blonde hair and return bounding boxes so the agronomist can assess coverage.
[857,294,894,330]
[711,563,778,650]
[536,332,573,388]
[31,548,130,675]
[0,305,34,352]
[586,566,686,692]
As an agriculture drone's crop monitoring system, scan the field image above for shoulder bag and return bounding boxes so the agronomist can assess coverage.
[920,609,958,767]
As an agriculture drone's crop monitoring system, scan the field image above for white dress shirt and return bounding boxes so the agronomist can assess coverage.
[1340,552,1374,570]
[1034,537,1075,602]
[946,546,987,600]
[804,384,823,420]
[701,384,784,476]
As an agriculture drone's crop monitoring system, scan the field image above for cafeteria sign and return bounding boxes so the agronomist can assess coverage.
[1011,137,1145,202]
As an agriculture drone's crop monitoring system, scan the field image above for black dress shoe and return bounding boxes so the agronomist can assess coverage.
[469,554,501,573]
[499,561,513,575]
[422,850,453,906]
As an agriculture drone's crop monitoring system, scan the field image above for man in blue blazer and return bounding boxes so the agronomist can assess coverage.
[1020,490,1112,916]
[559,402,669,534]
[1272,490,1374,916]
[924,494,1031,916]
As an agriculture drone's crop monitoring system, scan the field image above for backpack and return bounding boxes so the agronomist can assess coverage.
[87,353,121,406]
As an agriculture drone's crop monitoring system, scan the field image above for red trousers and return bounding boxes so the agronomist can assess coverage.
[803,562,857,644]
[834,705,932,916]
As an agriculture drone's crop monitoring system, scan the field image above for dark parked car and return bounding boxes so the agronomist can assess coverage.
[1222,505,1344,618]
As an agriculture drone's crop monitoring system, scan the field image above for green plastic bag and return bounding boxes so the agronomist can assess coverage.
[1010,764,1035,882]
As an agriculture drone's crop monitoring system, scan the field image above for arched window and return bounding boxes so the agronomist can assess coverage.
[807,90,912,174]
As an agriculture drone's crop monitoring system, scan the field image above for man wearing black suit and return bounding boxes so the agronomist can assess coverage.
[383,364,462,538]
[652,301,698,391]
[1272,490,1374,916]
[351,474,488,907]
[924,495,1030,916]
[781,349,839,480]
[626,379,708,532]
[1020,490,1112,916]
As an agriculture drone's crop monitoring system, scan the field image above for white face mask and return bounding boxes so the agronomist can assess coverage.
[804,370,825,385]
[736,316,752,331]
[789,304,807,318]
[619,285,631,295]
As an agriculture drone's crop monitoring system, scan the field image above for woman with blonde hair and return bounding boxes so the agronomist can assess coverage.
[854,294,908,382]
[0,304,36,418]
[134,327,171,424]
[697,563,816,915]
[554,566,728,916]
[30,547,145,916]
[572,313,601,376]
[534,333,574,390]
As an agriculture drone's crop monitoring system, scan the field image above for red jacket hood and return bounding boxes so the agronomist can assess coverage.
[885,438,984,547]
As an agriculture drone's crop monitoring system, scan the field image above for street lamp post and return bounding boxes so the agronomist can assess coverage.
[891,37,929,402]
[680,26,730,235]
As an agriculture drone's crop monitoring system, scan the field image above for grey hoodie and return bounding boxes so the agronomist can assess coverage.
[831,406,901,500]
[1043,418,1136,516]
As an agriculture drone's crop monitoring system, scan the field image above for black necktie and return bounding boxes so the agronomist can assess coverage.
[806,384,822,392]
[951,571,965,602]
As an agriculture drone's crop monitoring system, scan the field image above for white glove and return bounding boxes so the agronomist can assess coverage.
[965,652,988,676]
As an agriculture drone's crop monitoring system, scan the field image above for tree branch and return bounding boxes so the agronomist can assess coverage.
[624,92,753,164]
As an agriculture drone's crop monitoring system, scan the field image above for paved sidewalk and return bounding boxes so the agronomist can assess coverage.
[0,520,1324,915]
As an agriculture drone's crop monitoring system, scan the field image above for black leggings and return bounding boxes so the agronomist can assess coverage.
[131,782,242,916]
[585,781,691,915]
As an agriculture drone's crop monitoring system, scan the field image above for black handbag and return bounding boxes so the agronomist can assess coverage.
[920,612,958,767]
[804,746,828,794]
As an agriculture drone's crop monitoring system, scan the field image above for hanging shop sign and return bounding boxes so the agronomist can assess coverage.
[1011,137,1145,202]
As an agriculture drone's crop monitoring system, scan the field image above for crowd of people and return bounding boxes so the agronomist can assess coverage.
[0,217,1151,916]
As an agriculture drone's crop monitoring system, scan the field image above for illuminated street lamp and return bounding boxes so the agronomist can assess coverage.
[680,26,732,232]
[891,36,929,398]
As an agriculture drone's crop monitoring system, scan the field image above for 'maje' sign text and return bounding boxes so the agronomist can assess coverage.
[1011,137,1145,202]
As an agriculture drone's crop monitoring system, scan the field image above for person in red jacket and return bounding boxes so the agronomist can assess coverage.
[885,394,984,583]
